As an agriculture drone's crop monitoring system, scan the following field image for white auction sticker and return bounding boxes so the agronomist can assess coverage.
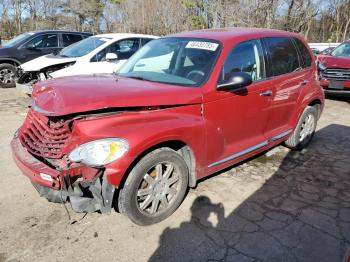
[185,41,219,51]
[40,173,53,182]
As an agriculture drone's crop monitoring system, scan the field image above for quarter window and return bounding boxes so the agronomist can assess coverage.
[264,37,301,76]
[293,38,312,68]
[25,34,58,48]
[219,39,265,85]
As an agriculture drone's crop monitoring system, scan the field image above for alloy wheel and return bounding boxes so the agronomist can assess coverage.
[0,68,15,84]
[300,113,315,142]
[136,162,180,215]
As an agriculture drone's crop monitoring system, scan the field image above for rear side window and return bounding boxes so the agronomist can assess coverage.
[219,39,266,84]
[264,37,301,76]
[293,38,312,68]
[62,34,83,47]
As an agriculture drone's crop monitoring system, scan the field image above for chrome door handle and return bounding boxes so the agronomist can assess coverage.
[300,80,308,86]
[260,90,273,96]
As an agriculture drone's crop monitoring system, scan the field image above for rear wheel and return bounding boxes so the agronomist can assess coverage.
[0,63,16,88]
[118,148,189,225]
[284,106,318,150]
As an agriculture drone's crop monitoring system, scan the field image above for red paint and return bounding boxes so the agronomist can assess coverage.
[12,28,324,191]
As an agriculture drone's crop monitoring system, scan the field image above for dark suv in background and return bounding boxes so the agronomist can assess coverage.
[0,30,92,88]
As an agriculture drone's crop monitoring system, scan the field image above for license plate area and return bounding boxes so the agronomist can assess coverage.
[329,80,344,90]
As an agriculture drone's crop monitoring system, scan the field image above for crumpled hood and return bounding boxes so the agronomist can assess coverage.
[318,55,350,68]
[20,54,77,72]
[32,75,202,116]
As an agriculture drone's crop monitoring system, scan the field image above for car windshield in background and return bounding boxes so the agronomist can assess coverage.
[59,37,108,58]
[331,42,350,57]
[118,38,221,87]
[3,32,32,47]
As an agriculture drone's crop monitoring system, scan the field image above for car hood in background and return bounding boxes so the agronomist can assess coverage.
[318,55,350,68]
[20,54,77,72]
[31,75,202,116]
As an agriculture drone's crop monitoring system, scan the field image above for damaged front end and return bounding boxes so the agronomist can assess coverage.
[16,62,75,97]
[32,172,115,214]
[11,108,116,214]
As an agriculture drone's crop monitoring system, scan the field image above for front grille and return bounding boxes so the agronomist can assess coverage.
[19,109,72,159]
[323,68,350,81]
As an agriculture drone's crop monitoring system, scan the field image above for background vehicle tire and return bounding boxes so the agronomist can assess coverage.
[118,147,189,225]
[0,63,16,88]
[284,106,318,150]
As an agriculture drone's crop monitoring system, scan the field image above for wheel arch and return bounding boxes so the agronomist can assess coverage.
[118,140,197,191]
[0,58,21,66]
[308,98,323,119]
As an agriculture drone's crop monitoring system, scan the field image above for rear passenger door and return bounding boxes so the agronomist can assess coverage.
[262,37,308,138]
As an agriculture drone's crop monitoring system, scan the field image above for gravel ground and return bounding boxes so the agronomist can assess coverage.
[0,88,349,262]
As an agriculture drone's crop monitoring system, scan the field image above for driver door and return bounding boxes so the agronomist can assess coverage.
[204,39,273,171]
[21,33,59,62]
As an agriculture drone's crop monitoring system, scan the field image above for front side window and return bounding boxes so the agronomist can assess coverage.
[59,36,107,58]
[264,37,301,76]
[118,38,221,87]
[218,39,265,85]
[331,42,350,57]
[293,38,312,68]
[25,34,58,48]
[62,34,83,47]
[91,38,140,62]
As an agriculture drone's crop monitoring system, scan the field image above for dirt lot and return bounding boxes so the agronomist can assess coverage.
[0,88,349,262]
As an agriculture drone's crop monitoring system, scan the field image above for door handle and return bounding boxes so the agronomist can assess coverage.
[300,80,308,86]
[260,90,273,97]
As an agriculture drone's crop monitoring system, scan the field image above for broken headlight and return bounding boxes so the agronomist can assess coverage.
[68,138,129,167]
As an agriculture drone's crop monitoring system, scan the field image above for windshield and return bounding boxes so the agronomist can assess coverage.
[118,37,221,87]
[3,33,32,47]
[59,37,108,58]
[331,42,350,57]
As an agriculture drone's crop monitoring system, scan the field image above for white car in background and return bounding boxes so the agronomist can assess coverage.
[16,33,158,95]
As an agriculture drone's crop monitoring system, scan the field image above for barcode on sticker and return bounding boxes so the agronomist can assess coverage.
[185,41,219,51]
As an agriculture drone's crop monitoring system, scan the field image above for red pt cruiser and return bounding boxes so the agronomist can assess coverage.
[11,28,324,225]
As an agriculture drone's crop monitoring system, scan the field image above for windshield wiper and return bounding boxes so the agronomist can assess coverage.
[126,76,146,81]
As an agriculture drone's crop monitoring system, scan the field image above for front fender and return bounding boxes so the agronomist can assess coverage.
[68,104,206,187]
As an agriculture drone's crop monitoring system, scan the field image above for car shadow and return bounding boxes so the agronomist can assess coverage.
[149,124,350,262]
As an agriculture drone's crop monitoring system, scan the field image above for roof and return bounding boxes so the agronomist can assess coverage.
[93,33,158,40]
[167,27,300,42]
[28,30,92,35]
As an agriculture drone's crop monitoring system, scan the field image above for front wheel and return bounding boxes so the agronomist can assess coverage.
[118,148,189,225]
[0,63,16,88]
[284,106,318,150]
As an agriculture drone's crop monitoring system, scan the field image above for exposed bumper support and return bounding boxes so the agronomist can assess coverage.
[12,137,116,214]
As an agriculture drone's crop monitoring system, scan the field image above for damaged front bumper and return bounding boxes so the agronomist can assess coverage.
[11,137,116,214]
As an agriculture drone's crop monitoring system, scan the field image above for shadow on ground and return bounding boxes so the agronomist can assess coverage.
[149,124,350,262]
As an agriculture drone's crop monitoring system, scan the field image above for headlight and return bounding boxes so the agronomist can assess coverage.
[68,138,129,167]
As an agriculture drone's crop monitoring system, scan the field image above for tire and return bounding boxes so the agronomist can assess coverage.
[118,148,189,225]
[284,106,318,150]
[0,63,16,88]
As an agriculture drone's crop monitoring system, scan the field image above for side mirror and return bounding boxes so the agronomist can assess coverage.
[217,72,253,91]
[26,43,37,50]
[106,53,118,62]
